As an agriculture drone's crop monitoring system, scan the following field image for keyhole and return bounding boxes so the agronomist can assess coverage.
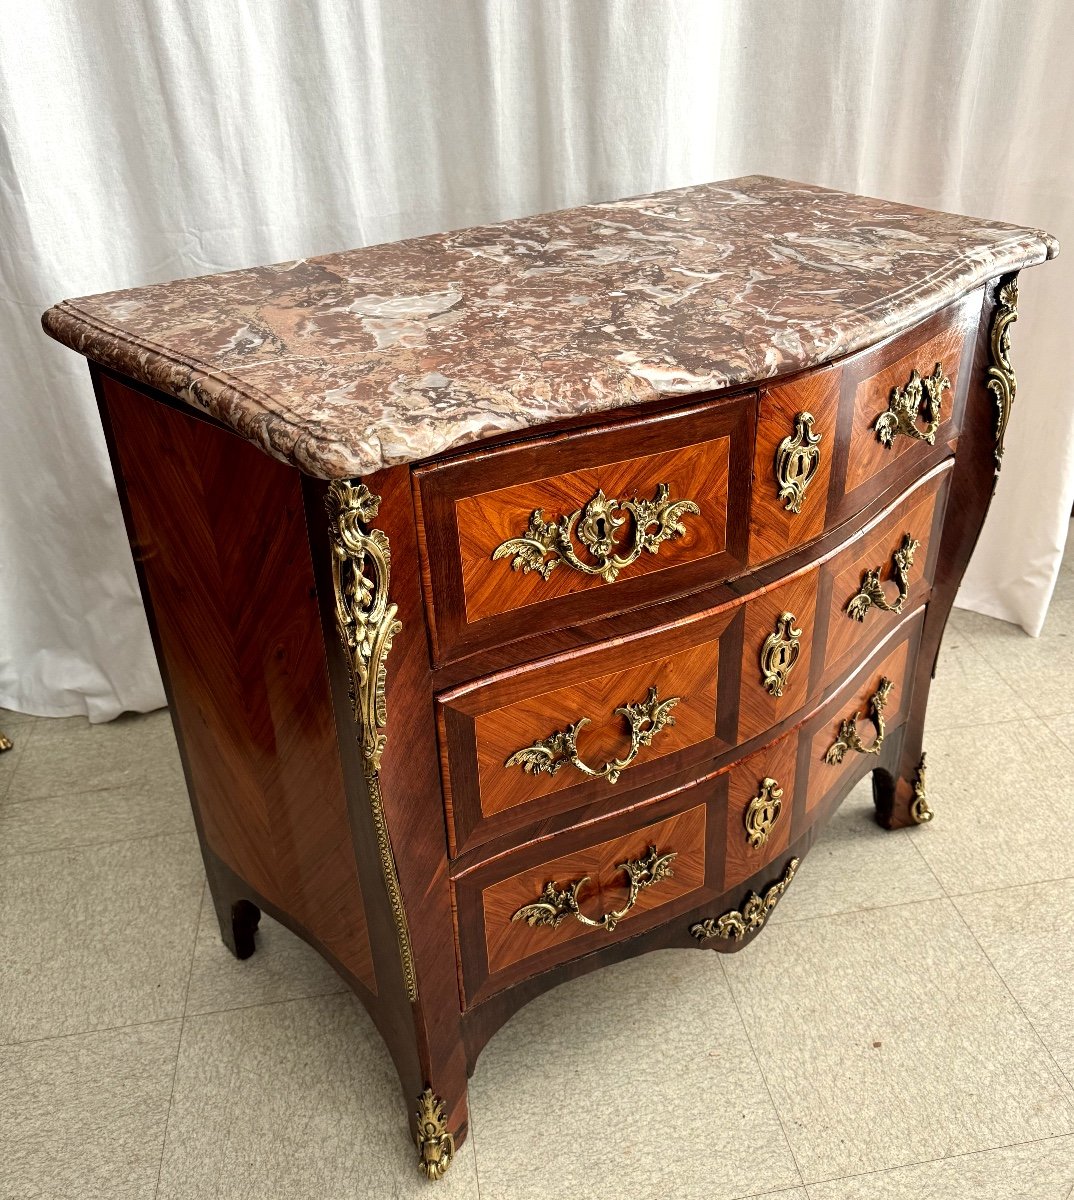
[594,516,607,540]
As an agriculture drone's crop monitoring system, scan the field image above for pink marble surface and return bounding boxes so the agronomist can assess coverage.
[42,176,1057,479]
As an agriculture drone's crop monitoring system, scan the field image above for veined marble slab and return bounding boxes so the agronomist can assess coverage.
[42,176,1058,479]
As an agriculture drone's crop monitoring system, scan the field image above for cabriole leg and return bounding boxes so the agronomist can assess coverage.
[205,870,261,960]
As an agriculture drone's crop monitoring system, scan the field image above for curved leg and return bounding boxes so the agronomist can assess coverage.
[0,730,12,752]
[872,754,931,830]
[204,860,261,959]
[212,892,261,960]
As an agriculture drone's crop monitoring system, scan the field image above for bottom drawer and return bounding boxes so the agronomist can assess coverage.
[454,780,721,1007]
[799,609,922,822]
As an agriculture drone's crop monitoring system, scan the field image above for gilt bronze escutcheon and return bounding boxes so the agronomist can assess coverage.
[774,412,822,514]
[744,777,784,849]
[760,611,802,697]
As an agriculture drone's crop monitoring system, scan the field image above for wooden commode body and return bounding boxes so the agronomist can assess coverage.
[42,176,1057,1180]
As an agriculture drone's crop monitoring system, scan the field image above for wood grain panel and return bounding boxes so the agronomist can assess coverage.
[414,395,755,665]
[100,377,376,995]
[737,568,820,742]
[476,644,718,816]
[439,606,735,855]
[724,732,799,890]
[821,466,949,686]
[749,365,840,566]
[481,804,707,976]
[459,435,729,622]
[845,312,972,494]
[805,633,914,815]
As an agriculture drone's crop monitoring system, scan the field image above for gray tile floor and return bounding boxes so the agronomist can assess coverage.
[3,533,1074,1199]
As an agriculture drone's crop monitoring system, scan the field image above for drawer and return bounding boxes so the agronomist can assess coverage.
[817,461,949,688]
[748,290,979,566]
[723,729,800,891]
[414,396,754,663]
[801,607,925,820]
[438,607,738,856]
[455,795,715,1005]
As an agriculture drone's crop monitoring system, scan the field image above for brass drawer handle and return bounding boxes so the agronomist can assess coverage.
[505,686,680,785]
[846,534,919,621]
[744,777,784,848]
[492,484,700,584]
[824,677,894,764]
[875,362,950,447]
[690,857,800,942]
[775,411,822,513]
[760,611,802,696]
[512,844,677,933]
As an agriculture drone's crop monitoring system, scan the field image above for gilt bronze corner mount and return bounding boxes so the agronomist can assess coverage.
[415,1087,455,1181]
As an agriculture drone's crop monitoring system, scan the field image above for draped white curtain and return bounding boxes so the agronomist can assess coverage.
[2,0,1072,721]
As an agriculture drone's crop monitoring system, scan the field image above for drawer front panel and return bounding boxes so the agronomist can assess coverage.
[737,567,821,743]
[453,777,724,1006]
[481,804,708,978]
[750,367,841,563]
[724,731,799,891]
[819,464,949,688]
[460,437,729,623]
[415,396,754,664]
[439,609,736,856]
[802,612,923,819]
[844,313,972,497]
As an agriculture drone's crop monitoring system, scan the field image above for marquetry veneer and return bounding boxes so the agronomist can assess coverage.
[42,177,1055,1181]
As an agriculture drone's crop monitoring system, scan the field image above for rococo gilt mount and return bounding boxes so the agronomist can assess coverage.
[42,176,1056,1179]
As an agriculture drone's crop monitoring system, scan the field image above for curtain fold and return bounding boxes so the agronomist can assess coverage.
[2,0,1072,720]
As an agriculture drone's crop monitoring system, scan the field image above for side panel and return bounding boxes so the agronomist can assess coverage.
[99,375,376,995]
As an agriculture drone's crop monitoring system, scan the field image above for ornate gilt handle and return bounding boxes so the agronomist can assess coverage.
[874,362,950,447]
[846,534,919,621]
[824,677,894,764]
[492,484,700,584]
[505,686,680,785]
[512,845,677,933]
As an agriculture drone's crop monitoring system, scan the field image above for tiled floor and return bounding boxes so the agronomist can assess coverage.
[3,538,1074,1199]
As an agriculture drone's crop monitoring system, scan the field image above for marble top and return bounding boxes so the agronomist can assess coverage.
[42,176,1057,479]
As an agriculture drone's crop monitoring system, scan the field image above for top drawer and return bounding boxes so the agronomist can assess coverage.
[414,397,755,663]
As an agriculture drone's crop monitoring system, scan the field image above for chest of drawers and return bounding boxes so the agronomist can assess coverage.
[42,176,1056,1181]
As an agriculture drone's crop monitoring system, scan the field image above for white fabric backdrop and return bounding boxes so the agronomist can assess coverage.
[2,0,1073,721]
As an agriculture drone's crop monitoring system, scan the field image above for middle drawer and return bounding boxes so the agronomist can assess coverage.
[439,606,740,856]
